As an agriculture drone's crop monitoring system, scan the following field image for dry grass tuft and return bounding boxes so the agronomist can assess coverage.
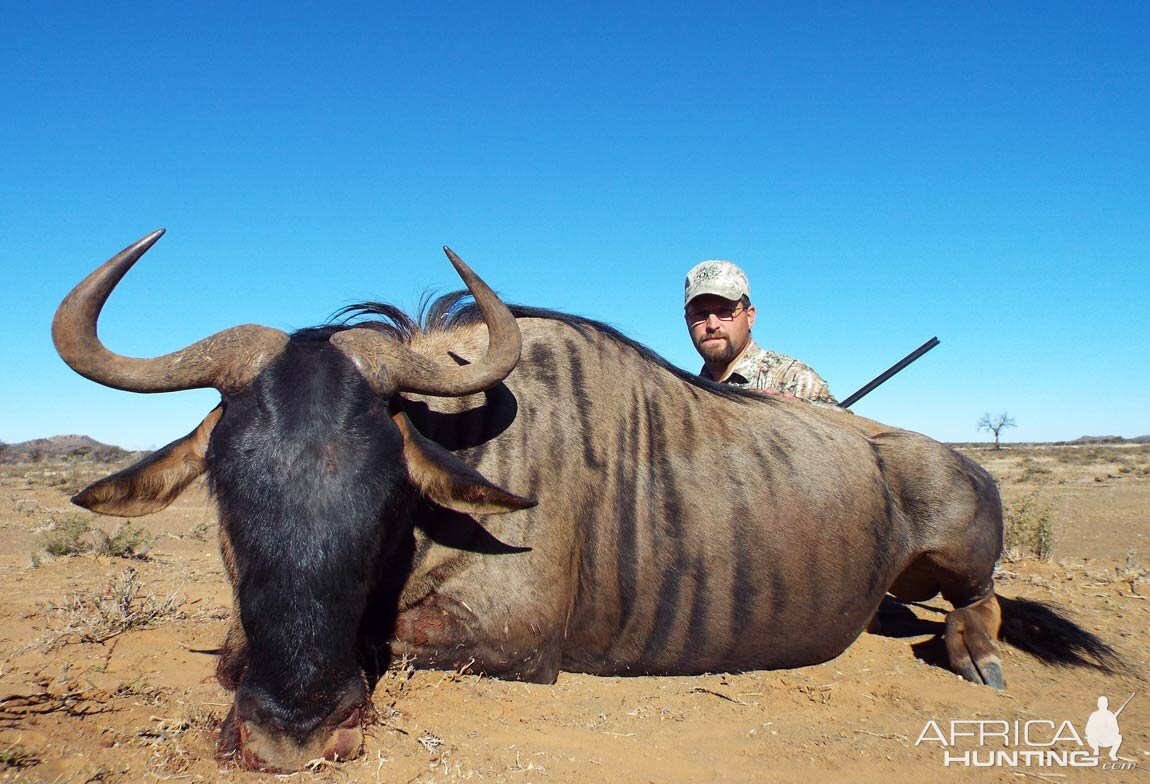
[135,698,222,778]
[114,676,172,707]
[185,521,212,542]
[1111,550,1150,596]
[39,568,186,649]
[1017,455,1052,483]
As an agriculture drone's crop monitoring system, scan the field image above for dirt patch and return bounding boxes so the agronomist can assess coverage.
[1,445,1147,782]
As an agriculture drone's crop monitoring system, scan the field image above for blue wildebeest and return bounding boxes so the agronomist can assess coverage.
[53,230,1119,772]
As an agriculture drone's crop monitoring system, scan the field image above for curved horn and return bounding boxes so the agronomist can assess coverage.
[331,247,521,397]
[52,230,289,394]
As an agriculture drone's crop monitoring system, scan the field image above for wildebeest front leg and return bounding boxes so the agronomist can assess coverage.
[393,595,562,683]
[215,522,248,690]
[216,617,248,690]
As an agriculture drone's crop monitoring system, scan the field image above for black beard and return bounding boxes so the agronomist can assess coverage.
[698,336,737,364]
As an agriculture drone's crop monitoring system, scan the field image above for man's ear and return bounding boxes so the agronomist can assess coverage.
[72,406,223,516]
[745,303,756,330]
[392,412,536,515]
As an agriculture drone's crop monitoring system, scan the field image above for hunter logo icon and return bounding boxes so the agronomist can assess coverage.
[1086,694,1132,762]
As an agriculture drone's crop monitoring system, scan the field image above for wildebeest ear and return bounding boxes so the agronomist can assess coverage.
[72,406,223,516]
[392,412,537,515]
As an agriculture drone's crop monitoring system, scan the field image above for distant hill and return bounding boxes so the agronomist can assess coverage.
[0,434,139,464]
[944,436,1150,449]
[1070,435,1150,445]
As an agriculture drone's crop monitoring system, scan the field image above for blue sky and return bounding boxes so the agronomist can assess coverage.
[2,2,1147,450]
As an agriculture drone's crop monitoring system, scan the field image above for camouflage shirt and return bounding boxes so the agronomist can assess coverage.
[700,339,838,405]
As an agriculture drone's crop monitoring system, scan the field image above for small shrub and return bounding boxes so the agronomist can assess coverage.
[63,473,96,497]
[40,515,93,556]
[1018,456,1052,483]
[38,516,154,560]
[1003,492,1056,562]
[94,521,154,560]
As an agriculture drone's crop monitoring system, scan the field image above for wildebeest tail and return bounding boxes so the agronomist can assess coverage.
[998,595,1131,674]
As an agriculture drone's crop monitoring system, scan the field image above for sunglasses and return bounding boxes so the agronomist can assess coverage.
[684,304,746,326]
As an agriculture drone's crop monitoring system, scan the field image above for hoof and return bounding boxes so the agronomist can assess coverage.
[954,661,981,684]
[977,659,1005,691]
[954,657,1005,690]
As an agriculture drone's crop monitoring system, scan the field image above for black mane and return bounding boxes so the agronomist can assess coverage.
[327,293,763,404]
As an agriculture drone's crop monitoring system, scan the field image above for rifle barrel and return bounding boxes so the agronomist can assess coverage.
[839,337,940,409]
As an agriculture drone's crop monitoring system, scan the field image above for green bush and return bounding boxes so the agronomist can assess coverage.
[1003,492,1056,562]
[40,515,93,556]
[94,521,155,560]
[38,516,154,560]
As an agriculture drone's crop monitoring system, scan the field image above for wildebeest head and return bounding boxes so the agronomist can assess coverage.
[52,230,535,771]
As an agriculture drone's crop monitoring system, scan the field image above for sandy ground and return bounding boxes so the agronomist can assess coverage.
[1,444,1148,783]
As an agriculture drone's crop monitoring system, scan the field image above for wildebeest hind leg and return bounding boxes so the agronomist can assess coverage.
[943,590,1004,690]
[888,557,1004,688]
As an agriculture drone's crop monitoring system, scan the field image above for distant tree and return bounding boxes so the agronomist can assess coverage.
[978,412,1017,449]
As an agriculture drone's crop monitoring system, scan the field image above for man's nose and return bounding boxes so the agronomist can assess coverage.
[705,313,723,329]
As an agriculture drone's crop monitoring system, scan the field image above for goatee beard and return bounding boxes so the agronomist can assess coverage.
[699,337,736,364]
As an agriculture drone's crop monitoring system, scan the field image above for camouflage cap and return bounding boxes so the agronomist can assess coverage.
[684,260,750,306]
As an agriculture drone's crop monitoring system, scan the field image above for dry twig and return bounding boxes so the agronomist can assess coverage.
[688,686,749,705]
